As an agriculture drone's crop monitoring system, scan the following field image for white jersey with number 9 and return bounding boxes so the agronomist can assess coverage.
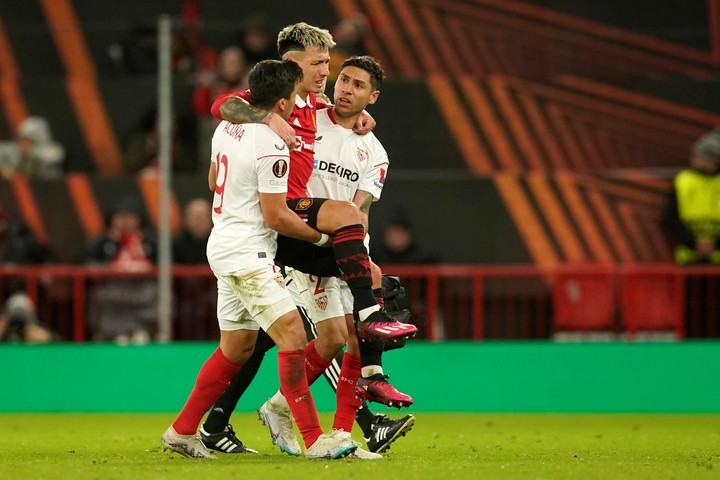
[206,120,290,274]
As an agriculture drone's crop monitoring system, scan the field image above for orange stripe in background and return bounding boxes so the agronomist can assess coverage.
[446,16,485,76]
[10,176,49,245]
[420,6,464,76]
[39,0,123,175]
[328,0,391,76]
[527,173,586,262]
[65,173,104,238]
[494,173,559,267]
[473,0,712,63]
[426,75,494,174]
[0,17,28,130]
[390,0,440,73]
[137,175,182,235]
[517,93,568,169]
[330,0,358,17]
[554,74,720,126]
[364,0,420,77]
[616,202,652,262]
[419,0,714,77]
[587,190,634,262]
[464,77,521,171]
[556,172,614,262]
[489,77,545,170]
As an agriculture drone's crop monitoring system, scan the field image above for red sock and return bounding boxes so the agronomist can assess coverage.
[373,288,385,308]
[333,224,375,310]
[172,347,242,435]
[279,349,323,448]
[332,352,362,432]
[305,339,333,386]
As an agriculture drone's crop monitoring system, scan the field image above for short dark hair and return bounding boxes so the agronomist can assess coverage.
[340,55,385,90]
[248,60,303,110]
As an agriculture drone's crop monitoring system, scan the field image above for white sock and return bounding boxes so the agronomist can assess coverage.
[270,389,288,409]
[357,304,381,322]
[362,365,383,377]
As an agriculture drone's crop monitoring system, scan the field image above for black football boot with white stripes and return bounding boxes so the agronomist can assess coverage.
[200,424,259,454]
[365,414,415,453]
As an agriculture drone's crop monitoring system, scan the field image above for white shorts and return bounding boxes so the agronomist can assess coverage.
[339,281,352,315]
[215,264,297,332]
[286,268,349,324]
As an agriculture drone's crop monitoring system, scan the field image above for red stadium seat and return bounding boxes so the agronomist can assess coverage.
[552,265,617,335]
[620,266,684,339]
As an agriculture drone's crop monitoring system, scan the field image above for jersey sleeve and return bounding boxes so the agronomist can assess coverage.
[211,90,251,120]
[358,135,389,201]
[255,128,291,195]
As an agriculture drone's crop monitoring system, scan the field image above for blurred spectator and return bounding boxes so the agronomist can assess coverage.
[371,217,436,337]
[85,200,157,269]
[238,14,276,65]
[85,199,158,343]
[177,0,217,75]
[107,1,215,77]
[107,23,209,76]
[372,218,439,264]
[193,46,250,117]
[173,198,215,339]
[0,116,65,180]
[0,203,56,343]
[665,127,720,265]
[173,197,212,264]
[0,292,55,343]
[329,13,370,81]
[193,46,250,161]
[107,22,158,75]
[123,107,197,175]
[0,206,52,265]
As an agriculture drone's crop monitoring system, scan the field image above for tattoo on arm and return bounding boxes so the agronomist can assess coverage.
[219,97,270,124]
[356,193,373,233]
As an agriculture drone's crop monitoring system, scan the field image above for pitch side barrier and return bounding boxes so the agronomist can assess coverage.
[0,263,718,342]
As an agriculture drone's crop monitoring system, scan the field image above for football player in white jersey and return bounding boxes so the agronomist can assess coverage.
[285,55,414,453]
[302,54,415,435]
[162,59,358,461]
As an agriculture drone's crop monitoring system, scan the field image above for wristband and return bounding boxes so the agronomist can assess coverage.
[313,233,329,246]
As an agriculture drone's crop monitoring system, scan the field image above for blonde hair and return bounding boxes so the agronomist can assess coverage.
[277,22,335,58]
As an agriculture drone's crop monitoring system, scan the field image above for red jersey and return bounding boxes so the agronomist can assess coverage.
[212,90,323,199]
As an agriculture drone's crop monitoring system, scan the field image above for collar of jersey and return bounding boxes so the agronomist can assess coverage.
[295,93,315,108]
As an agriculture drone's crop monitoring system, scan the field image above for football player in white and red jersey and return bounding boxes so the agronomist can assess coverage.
[161,60,358,461]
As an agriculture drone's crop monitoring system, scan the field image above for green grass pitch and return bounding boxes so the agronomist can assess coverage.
[1,413,718,480]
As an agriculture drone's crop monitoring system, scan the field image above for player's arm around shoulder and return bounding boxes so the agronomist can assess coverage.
[213,91,296,149]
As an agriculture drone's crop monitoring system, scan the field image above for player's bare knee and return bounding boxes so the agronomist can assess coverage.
[317,200,362,231]
[219,332,256,364]
[267,313,307,351]
[337,202,362,226]
[273,328,306,351]
[315,319,348,359]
